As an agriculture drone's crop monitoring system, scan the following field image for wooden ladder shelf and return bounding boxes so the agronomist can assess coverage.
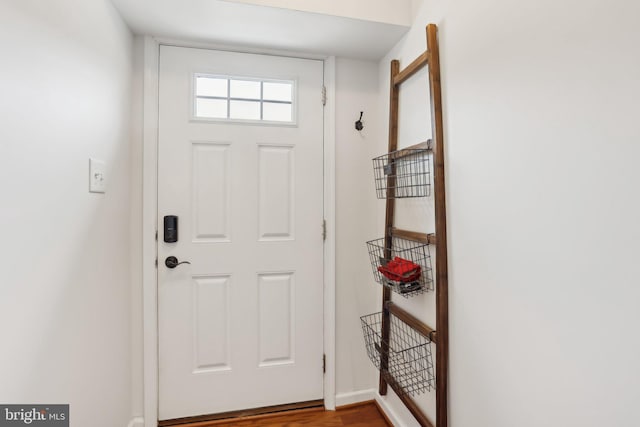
[378,24,449,427]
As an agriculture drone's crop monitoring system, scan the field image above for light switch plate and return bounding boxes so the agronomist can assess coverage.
[89,158,106,193]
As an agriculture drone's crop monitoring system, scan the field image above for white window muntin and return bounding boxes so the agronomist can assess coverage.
[192,73,297,126]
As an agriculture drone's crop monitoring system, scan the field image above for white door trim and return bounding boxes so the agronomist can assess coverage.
[323,55,337,412]
[140,37,337,427]
[141,36,160,427]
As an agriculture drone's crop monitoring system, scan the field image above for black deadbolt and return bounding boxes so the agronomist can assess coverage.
[164,215,178,243]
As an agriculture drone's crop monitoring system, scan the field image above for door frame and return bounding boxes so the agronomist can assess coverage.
[140,36,336,427]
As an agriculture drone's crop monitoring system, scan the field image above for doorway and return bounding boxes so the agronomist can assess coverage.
[156,46,325,421]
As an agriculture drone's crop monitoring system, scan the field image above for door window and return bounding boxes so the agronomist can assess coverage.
[194,74,295,124]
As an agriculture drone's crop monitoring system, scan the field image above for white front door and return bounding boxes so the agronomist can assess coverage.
[157,46,325,421]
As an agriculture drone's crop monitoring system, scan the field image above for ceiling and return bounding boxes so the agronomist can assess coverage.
[109,0,410,60]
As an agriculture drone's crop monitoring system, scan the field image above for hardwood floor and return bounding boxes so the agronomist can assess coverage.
[167,402,391,427]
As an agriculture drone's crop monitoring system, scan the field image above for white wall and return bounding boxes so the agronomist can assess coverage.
[334,58,384,401]
[0,2,134,426]
[378,0,640,426]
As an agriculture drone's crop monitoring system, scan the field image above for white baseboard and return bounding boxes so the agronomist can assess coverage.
[127,417,144,427]
[335,389,376,407]
[375,393,405,427]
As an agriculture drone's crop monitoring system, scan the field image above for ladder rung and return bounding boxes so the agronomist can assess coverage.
[380,370,434,427]
[387,141,433,162]
[404,140,433,151]
[385,301,437,343]
[394,51,429,86]
[392,228,436,245]
[387,142,432,162]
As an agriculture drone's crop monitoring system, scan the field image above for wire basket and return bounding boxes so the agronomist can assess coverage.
[366,236,433,297]
[373,148,431,199]
[361,311,435,396]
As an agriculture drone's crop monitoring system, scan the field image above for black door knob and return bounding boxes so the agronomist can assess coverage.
[165,256,191,269]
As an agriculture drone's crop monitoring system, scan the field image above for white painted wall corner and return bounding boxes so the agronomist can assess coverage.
[335,389,376,407]
[127,417,144,427]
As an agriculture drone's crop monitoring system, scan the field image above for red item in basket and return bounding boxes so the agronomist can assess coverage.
[378,257,421,282]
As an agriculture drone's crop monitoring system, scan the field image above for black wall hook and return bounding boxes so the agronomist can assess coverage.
[355,111,364,131]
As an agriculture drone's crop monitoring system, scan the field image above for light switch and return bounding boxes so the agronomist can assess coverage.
[89,158,106,193]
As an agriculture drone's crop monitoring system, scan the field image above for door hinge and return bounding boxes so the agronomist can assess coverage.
[155,258,158,268]
[321,86,327,106]
[323,354,326,373]
[322,219,327,241]
[155,230,158,241]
